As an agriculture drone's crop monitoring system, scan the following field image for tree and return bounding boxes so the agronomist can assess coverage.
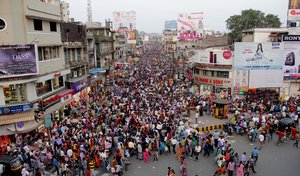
[226,9,281,42]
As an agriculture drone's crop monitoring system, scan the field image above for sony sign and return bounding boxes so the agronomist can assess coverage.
[283,35,300,41]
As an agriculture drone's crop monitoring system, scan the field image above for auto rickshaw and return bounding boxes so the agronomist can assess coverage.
[0,155,22,176]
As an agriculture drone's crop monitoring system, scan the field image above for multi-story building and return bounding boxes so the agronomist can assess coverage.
[88,26,115,70]
[0,0,72,136]
[61,22,92,101]
[193,49,233,99]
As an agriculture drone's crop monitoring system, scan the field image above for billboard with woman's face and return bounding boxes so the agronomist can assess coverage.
[234,42,284,70]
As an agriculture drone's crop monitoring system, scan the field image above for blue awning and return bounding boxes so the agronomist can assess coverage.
[89,68,106,75]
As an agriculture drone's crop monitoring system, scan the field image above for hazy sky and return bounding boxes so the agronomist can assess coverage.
[63,0,288,33]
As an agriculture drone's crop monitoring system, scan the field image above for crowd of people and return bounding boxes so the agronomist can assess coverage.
[0,43,299,176]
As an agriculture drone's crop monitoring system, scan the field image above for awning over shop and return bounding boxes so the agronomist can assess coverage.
[89,68,107,75]
[0,110,34,125]
[57,89,73,97]
[0,120,41,136]
[44,97,73,115]
[66,75,89,83]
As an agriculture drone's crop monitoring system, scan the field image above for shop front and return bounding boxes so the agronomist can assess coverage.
[39,89,74,121]
[89,68,106,92]
[67,75,91,102]
[35,69,70,98]
[194,76,233,99]
[0,103,37,142]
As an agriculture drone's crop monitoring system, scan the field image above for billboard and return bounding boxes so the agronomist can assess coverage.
[234,42,284,70]
[177,12,204,40]
[0,44,38,78]
[113,11,136,30]
[127,29,137,44]
[165,20,177,30]
[289,0,300,9]
[283,41,300,80]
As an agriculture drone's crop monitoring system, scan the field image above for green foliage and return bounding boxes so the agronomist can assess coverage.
[226,9,281,42]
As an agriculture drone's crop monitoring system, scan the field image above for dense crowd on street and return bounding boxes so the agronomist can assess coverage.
[0,43,299,176]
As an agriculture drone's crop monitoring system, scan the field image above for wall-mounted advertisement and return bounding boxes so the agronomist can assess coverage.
[0,44,38,78]
[165,20,177,30]
[234,42,284,70]
[127,29,137,44]
[283,41,300,80]
[289,0,300,9]
[233,70,248,88]
[113,11,136,30]
[177,12,204,40]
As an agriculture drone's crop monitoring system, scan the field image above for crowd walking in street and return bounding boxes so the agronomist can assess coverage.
[0,43,299,176]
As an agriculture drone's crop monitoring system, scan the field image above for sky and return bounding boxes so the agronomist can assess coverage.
[63,0,288,33]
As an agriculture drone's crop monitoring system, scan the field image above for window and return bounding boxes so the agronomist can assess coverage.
[64,49,69,64]
[52,76,64,89]
[204,70,213,77]
[43,47,50,60]
[194,68,200,75]
[3,84,26,104]
[72,49,75,61]
[36,80,52,96]
[50,46,59,59]
[50,22,57,32]
[33,19,43,31]
[38,47,43,61]
[217,71,229,78]
[77,49,81,61]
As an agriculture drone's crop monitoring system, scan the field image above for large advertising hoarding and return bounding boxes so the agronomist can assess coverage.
[127,29,137,44]
[289,0,300,9]
[234,42,284,70]
[288,0,300,27]
[0,44,38,78]
[113,11,136,30]
[177,12,204,40]
[165,20,177,30]
[283,39,300,80]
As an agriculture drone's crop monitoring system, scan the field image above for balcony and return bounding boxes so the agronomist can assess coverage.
[68,60,88,68]
[95,36,114,43]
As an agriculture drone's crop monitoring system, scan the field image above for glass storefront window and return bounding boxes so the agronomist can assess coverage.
[36,80,52,96]
[52,76,64,90]
[3,84,26,104]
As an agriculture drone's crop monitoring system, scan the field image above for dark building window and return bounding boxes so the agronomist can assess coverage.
[50,22,57,32]
[34,19,43,31]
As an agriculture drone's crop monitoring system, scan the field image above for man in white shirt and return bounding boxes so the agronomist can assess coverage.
[0,164,5,176]
[259,133,264,150]
[195,112,199,124]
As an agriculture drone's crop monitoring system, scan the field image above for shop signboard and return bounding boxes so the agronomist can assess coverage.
[234,42,284,70]
[0,104,31,115]
[0,44,38,78]
[72,76,91,94]
[194,77,232,87]
[283,36,300,80]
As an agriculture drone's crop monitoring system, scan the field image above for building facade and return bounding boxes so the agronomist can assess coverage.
[0,0,71,135]
[193,49,233,99]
